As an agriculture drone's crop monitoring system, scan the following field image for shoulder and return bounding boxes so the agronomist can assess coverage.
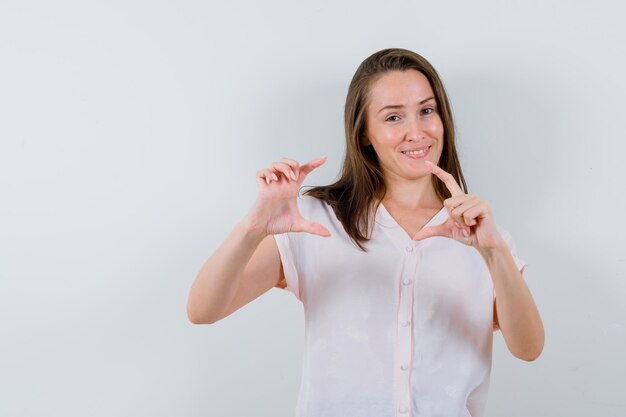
[297,193,324,205]
[495,223,516,246]
[495,223,527,271]
[297,194,331,217]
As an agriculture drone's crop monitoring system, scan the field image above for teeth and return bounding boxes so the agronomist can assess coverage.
[402,147,428,155]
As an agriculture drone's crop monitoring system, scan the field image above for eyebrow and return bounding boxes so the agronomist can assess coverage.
[377,96,435,113]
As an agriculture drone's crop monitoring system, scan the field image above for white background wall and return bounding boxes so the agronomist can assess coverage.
[1,1,624,416]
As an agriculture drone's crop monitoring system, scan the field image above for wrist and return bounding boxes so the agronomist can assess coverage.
[238,216,268,241]
[477,238,509,264]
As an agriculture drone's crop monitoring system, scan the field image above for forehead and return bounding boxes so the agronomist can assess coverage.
[367,70,434,109]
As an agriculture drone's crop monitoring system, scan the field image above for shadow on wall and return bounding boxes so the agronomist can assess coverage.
[449,72,626,415]
[446,72,558,229]
[256,70,347,182]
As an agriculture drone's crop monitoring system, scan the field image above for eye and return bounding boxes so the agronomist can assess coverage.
[422,107,435,115]
[386,115,400,122]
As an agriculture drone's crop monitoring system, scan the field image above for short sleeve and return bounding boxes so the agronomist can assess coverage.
[498,225,527,274]
[493,226,528,330]
[272,232,302,302]
[493,225,528,300]
[270,195,325,303]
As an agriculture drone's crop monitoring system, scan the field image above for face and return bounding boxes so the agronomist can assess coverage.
[364,69,444,182]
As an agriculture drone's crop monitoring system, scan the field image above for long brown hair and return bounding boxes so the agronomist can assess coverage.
[304,48,468,251]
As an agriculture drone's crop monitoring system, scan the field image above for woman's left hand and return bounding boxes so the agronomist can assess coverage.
[412,161,505,251]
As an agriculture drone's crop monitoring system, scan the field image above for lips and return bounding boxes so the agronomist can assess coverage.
[401,146,431,159]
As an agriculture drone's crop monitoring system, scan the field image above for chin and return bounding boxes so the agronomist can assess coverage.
[407,168,432,179]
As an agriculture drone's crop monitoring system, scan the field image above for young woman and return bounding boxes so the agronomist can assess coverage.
[187,48,544,417]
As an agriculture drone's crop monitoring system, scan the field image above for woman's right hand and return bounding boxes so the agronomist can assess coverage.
[245,156,331,238]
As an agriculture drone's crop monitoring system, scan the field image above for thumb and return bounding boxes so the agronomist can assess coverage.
[412,224,450,241]
[298,219,331,237]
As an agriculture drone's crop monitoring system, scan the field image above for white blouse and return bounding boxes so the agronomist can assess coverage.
[273,195,527,417]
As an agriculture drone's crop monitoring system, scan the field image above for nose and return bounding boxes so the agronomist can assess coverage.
[405,114,425,141]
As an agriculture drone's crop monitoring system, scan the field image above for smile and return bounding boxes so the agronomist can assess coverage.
[401,146,431,159]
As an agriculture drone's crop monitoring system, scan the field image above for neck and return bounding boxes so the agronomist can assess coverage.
[381,172,442,211]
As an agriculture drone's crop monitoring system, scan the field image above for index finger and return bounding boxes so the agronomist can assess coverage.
[299,156,327,176]
[424,160,464,196]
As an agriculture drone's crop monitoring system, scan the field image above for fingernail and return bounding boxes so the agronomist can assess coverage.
[462,229,469,237]
[265,177,270,184]
[290,170,297,180]
[272,173,278,181]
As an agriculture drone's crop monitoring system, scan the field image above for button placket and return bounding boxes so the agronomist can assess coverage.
[395,249,417,417]
[376,203,447,416]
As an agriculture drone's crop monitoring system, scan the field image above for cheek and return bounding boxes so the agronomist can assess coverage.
[377,124,399,137]
[424,116,444,137]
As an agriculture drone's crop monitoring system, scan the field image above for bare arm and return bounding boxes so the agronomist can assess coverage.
[413,161,544,362]
[186,218,283,324]
[480,243,544,361]
[186,156,329,325]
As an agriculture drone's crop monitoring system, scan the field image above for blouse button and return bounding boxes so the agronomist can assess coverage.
[401,319,410,327]
[405,245,413,252]
[402,279,412,286]
[400,363,409,370]
[398,406,409,413]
